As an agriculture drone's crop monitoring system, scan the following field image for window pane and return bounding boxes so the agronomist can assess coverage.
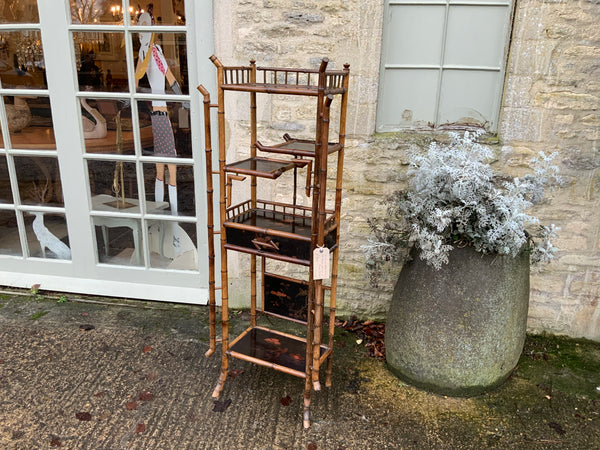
[138,101,191,159]
[25,212,71,260]
[0,31,47,89]
[70,1,186,26]
[143,162,194,217]
[134,32,189,96]
[0,155,13,204]
[148,220,197,270]
[79,98,148,155]
[3,95,55,148]
[0,0,39,23]
[378,69,439,129]
[385,5,445,66]
[130,1,186,26]
[14,156,64,207]
[438,70,499,128]
[444,5,510,68]
[93,217,143,266]
[74,32,128,92]
[0,210,21,256]
[88,160,138,206]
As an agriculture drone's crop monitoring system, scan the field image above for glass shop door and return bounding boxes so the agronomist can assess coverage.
[0,0,215,303]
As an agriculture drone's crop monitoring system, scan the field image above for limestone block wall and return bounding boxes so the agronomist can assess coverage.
[499,0,600,340]
[211,0,600,340]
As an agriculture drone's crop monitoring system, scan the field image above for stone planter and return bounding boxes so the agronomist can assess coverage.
[385,246,530,396]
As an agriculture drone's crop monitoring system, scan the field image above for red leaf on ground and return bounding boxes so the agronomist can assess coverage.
[126,401,138,410]
[142,345,152,353]
[308,442,317,450]
[135,423,146,434]
[139,390,154,401]
[50,437,62,447]
[228,369,244,379]
[75,412,92,421]
[280,395,292,406]
[93,391,105,397]
[0,359,4,364]
[212,399,232,412]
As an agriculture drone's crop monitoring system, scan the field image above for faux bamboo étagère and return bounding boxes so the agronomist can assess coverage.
[198,55,349,428]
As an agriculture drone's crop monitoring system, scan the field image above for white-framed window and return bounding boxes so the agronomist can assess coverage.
[0,0,216,303]
[376,0,514,132]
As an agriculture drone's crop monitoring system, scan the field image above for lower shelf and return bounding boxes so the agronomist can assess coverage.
[227,326,328,378]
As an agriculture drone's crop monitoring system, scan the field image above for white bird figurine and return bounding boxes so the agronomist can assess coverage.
[32,212,71,260]
[80,98,107,139]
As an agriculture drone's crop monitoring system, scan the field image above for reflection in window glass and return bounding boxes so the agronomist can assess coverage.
[73,32,127,92]
[88,160,138,206]
[2,95,55,148]
[0,210,21,256]
[0,155,13,204]
[93,218,143,266]
[143,162,194,217]
[148,220,198,270]
[14,156,64,207]
[0,0,39,23]
[0,31,47,89]
[25,212,71,260]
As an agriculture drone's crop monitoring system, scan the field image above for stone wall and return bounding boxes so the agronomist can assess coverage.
[499,0,600,340]
[212,0,600,340]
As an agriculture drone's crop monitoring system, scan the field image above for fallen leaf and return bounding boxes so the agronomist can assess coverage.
[126,401,138,410]
[548,422,566,435]
[142,345,152,354]
[50,437,62,447]
[0,359,4,364]
[280,395,292,406]
[93,391,105,397]
[75,412,92,421]
[228,369,244,379]
[308,442,317,450]
[212,399,232,412]
[79,324,95,331]
[80,313,89,317]
[138,391,154,401]
[135,423,146,434]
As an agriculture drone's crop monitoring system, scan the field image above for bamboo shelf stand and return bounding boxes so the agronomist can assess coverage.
[198,55,349,428]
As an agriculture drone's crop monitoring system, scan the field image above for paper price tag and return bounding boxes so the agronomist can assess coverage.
[313,246,330,280]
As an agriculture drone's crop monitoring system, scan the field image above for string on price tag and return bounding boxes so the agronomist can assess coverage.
[313,246,330,280]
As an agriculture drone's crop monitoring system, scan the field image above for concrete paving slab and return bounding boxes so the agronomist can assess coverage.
[0,290,599,449]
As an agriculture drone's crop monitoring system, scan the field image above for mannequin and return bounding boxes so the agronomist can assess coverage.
[135,9,185,248]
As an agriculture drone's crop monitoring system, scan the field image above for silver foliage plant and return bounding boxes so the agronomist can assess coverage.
[363,131,560,271]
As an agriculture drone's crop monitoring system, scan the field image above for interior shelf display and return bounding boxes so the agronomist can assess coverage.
[198,55,349,428]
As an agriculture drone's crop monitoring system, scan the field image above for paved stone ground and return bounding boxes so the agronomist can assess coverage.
[1,290,599,449]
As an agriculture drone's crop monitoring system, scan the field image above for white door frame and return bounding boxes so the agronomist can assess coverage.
[0,0,216,304]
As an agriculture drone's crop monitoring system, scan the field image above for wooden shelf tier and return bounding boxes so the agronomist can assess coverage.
[227,326,329,378]
[224,200,337,262]
[224,156,308,179]
[256,134,342,157]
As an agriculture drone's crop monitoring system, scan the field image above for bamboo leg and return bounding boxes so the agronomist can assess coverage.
[211,55,230,398]
[312,95,333,390]
[326,66,349,386]
[197,84,217,358]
